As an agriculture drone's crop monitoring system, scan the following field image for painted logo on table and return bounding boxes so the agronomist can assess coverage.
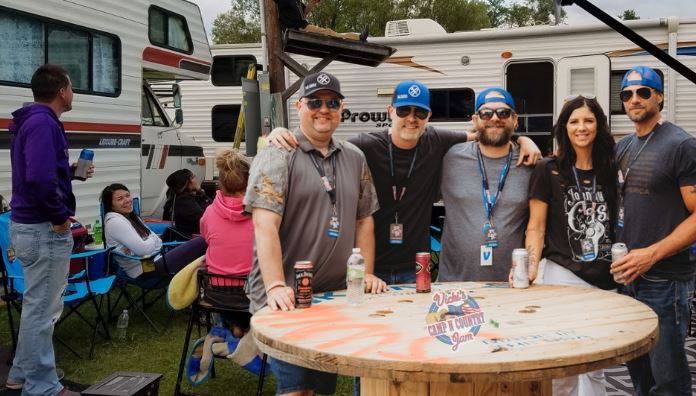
[426,289,484,351]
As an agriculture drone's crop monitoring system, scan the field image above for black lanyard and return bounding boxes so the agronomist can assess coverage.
[476,144,513,221]
[571,166,596,212]
[617,129,657,197]
[309,152,337,205]
[387,137,418,203]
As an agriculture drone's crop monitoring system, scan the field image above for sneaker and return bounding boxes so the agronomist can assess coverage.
[5,368,65,390]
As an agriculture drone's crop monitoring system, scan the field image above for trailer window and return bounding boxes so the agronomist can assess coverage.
[149,6,192,54]
[142,91,168,127]
[211,55,257,87]
[429,88,475,122]
[0,9,121,96]
[610,69,664,115]
[212,105,244,142]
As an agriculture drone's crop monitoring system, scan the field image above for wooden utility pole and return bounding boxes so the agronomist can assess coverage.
[263,0,288,126]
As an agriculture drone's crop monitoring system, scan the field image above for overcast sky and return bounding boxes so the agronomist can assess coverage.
[192,0,695,37]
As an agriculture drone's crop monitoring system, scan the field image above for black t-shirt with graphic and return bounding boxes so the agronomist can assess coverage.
[349,127,468,273]
[529,158,616,289]
[615,121,696,280]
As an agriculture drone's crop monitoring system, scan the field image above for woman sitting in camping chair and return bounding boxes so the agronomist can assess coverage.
[101,183,206,279]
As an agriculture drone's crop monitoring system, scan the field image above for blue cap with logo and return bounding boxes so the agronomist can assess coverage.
[475,87,515,111]
[621,66,663,92]
[392,80,431,112]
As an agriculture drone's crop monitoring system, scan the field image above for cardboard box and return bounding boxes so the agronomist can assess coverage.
[81,372,162,396]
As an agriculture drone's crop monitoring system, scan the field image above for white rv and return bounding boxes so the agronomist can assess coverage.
[0,0,213,222]
[177,16,696,160]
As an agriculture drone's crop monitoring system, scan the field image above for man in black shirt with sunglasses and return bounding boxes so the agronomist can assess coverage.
[609,66,696,396]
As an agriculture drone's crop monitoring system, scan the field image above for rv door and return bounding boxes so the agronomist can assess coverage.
[555,55,611,122]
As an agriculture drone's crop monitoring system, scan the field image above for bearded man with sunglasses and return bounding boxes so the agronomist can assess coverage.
[438,88,534,282]
[244,72,385,396]
[608,66,696,396]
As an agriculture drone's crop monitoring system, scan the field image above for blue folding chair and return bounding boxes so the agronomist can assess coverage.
[0,211,116,359]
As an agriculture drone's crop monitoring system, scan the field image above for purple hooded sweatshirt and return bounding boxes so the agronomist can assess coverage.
[10,103,75,225]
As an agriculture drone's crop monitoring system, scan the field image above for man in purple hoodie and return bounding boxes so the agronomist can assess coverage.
[7,64,85,396]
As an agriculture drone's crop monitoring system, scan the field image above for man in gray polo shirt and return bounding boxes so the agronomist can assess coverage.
[244,71,385,395]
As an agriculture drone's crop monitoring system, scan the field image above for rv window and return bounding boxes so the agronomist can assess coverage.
[211,56,257,87]
[142,91,168,127]
[212,105,243,142]
[148,7,192,54]
[0,10,121,96]
[0,13,43,84]
[429,88,475,122]
[610,69,664,115]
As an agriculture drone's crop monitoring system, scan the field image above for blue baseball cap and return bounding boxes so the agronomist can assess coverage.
[475,87,515,111]
[392,81,431,112]
[621,66,663,92]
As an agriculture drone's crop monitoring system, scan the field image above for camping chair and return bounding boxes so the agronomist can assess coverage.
[0,210,116,359]
[100,198,184,332]
[174,270,267,396]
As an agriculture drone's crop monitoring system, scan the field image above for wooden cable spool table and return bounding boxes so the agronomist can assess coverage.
[251,282,657,395]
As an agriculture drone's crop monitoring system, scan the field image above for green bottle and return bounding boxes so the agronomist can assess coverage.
[93,219,103,245]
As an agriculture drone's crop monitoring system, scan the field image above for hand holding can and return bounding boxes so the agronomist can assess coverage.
[74,149,94,181]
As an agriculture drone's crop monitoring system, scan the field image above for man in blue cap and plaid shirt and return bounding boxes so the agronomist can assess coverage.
[610,66,696,395]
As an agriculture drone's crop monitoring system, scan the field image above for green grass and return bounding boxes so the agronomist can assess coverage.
[0,288,354,395]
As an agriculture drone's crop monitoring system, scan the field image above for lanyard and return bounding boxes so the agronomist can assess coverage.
[476,144,513,221]
[309,152,337,205]
[387,137,418,203]
[617,129,657,197]
[571,166,596,213]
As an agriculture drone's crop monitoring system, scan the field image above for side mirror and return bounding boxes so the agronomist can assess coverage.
[175,109,183,125]
[172,84,182,109]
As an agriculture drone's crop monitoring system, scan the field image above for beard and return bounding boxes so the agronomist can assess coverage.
[478,124,514,147]
[627,106,658,123]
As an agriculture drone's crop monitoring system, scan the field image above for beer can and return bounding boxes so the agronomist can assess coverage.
[294,261,313,309]
[74,149,94,181]
[416,252,431,293]
[611,243,628,283]
[512,248,529,289]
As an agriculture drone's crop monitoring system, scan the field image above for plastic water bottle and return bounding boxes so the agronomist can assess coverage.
[93,219,103,245]
[346,248,365,305]
[116,309,129,341]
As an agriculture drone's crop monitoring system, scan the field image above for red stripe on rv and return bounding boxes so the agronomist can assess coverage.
[142,47,211,68]
[159,145,169,169]
[0,118,140,134]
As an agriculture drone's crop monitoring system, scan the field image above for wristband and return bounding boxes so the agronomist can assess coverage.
[265,280,287,294]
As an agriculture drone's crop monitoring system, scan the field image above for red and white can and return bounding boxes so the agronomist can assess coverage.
[416,252,431,293]
[294,261,313,309]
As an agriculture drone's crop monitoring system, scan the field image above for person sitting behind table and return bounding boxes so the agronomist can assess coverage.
[200,149,253,336]
[163,169,211,237]
[102,183,206,279]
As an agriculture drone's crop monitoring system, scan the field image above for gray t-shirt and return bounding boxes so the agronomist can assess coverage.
[439,142,532,282]
[244,132,379,313]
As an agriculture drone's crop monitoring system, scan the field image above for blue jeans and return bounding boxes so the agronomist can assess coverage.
[269,357,337,395]
[8,221,72,396]
[374,268,416,285]
[620,274,694,396]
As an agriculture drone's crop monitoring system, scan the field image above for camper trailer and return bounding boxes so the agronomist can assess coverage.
[177,16,696,162]
[0,0,213,222]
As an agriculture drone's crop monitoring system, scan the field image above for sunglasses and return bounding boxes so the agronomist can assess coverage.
[564,93,596,102]
[305,98,342,111]
[477,108,513,120]
[395,106,429,120]
[619,87,652,102]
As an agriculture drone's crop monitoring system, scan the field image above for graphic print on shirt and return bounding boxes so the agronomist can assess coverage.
[564,183,611,262]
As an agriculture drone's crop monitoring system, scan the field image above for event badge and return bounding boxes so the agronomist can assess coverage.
[480,245,493,266]
[580,238,596,261]
[483,222,498,248]
[389,223,404,245]
[327,215,340,238]
[617,206,625,229]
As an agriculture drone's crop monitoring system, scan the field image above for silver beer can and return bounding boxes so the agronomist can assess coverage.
[512,248,529,289]
[611,243,628,283]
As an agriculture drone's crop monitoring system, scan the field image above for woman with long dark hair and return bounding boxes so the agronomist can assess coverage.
[163,169,211,237]
[518,95,617,395]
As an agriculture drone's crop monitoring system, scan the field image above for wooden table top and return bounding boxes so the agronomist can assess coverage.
[251,282,658,383]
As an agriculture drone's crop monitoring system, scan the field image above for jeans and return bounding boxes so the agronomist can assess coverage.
[620,274,694,396]
[8,221,72,396]
[269,357,337,395]
[374,268,416,285]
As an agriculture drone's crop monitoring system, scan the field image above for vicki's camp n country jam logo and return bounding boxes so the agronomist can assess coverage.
[426,289,484,351]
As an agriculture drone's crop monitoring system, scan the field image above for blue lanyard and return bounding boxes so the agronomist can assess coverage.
[476,144,513,221]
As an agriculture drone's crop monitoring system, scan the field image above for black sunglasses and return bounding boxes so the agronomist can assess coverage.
[395,106,429,120]
[305,98,342,111]
[619,87,652,102]
[477,108,513,120]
